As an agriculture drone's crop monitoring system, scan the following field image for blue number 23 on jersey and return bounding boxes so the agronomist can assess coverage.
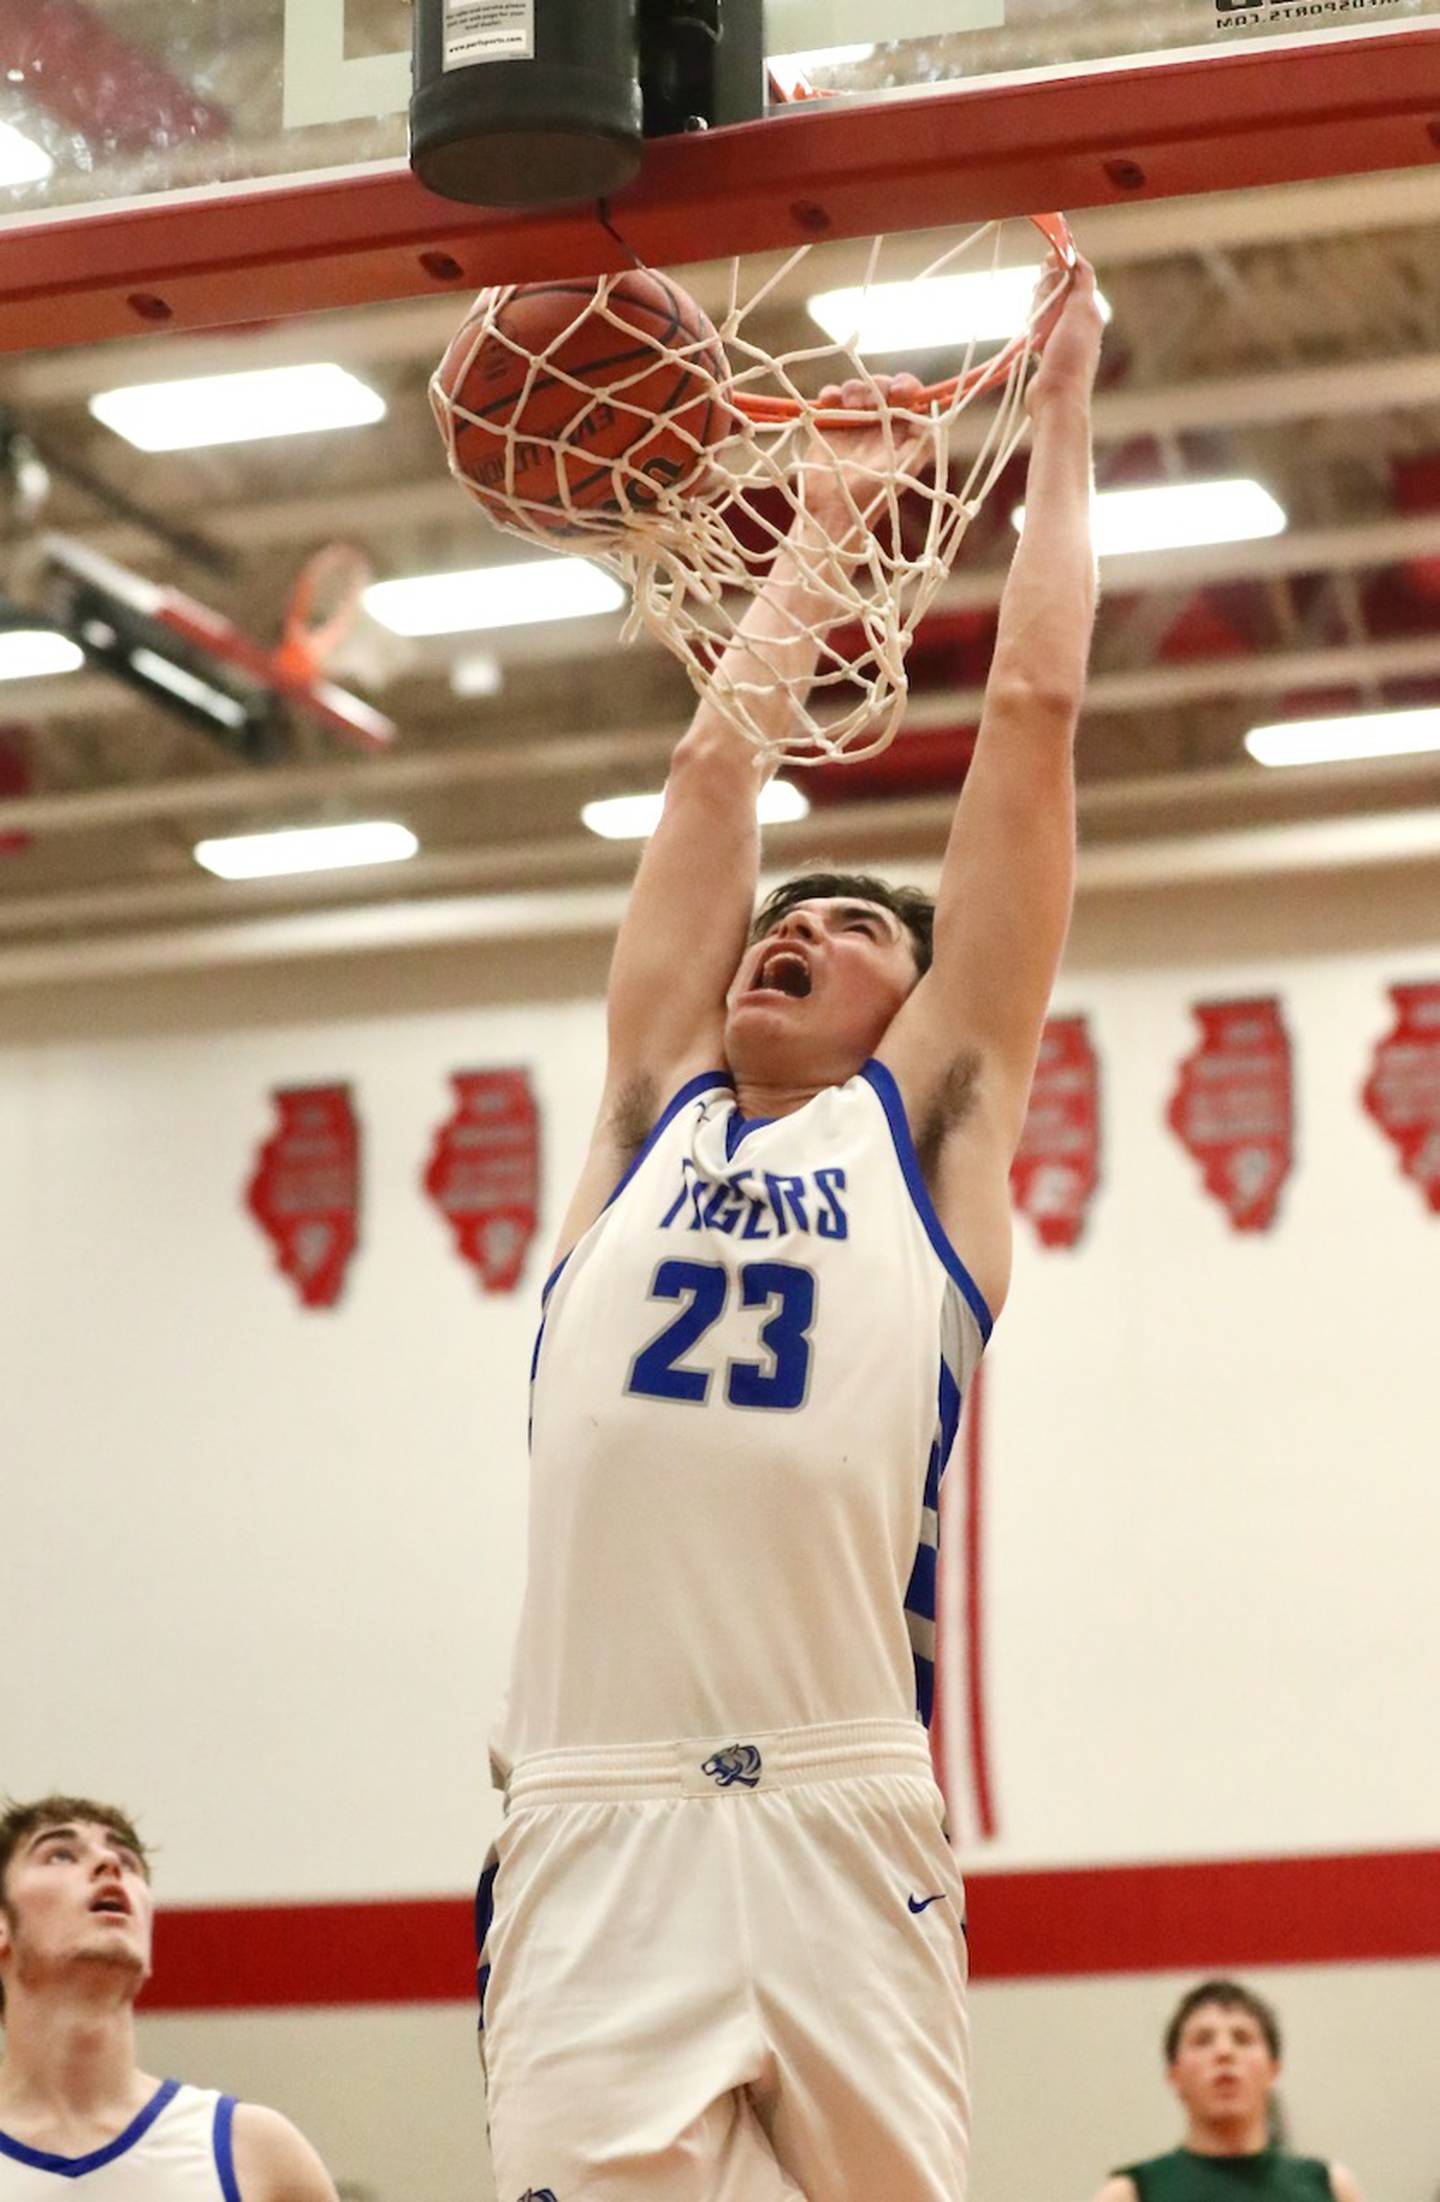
[626,1258,816,1411]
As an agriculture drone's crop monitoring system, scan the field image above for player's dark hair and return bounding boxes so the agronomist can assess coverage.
[751,872,935,978]
[1164,1979,1282,2064]
[0,1794,151,2016]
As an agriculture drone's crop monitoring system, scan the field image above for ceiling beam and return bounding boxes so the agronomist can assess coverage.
[0,726,675,834]
[0,727,1435,847]
[45,351,1440,579]
[896,631,1440,726]
[6,628,1440,837]
[0,833,619,934]
[947,511,1440,610]
[5,803,1440,980]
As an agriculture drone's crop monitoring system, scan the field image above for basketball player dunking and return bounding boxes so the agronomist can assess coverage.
[0,1797,338,2202]
[480,260,1105,2201]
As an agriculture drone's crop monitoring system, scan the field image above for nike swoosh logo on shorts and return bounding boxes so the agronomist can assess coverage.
[908,1892,947,1914]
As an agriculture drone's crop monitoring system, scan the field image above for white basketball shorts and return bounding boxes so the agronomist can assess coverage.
[476,1718,970,2202]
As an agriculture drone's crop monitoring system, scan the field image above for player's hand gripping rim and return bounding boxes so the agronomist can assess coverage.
[1025,250,1105,419]
[792,370,935,555]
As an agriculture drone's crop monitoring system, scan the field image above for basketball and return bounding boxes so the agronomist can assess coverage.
[431,271,734,538]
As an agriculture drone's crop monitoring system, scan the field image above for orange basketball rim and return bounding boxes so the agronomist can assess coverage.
[732,212,1079,428]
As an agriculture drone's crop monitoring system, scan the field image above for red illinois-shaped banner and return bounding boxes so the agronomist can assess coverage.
[1167,997,1293,1233]
[1010,1013,1101,1249]
[1362,980,1440,1215]
[246,1084,360,1308]
[424,1069,540,1292]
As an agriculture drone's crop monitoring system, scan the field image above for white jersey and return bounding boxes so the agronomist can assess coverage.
[494,1059,992,1773]
[0,2083,236,2200]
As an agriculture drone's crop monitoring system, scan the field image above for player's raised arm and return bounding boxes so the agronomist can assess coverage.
[601,371,933,1097]
[598,547,812,1098]
[546,575,796,1261]
[554,379,926,1259]
[881,259,1104,1160]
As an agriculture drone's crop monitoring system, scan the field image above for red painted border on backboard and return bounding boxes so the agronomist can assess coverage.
[3,28,1440,355]
[142,1849,1440,2009]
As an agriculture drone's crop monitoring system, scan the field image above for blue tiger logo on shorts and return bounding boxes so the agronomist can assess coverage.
[702,1743,763,1789]
[516,2189,558,2201]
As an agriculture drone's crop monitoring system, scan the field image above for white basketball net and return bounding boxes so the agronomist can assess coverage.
[431,222,1073,766]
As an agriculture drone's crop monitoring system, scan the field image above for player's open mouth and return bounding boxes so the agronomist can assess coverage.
[89,1893,131,1916]
[751,948,812,999]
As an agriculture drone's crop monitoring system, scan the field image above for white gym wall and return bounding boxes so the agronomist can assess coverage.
[2,860,1437,2202]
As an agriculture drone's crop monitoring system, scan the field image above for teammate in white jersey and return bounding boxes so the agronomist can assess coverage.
[481,262,1105,2202]
[0,1796,338,2202]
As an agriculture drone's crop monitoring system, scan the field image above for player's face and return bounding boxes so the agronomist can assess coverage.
[1167,2004,1278,2131]
[0,1820,154,2003]
[725,897,920,1086]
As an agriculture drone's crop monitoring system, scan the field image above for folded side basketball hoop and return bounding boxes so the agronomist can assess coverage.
[41,535,395,753]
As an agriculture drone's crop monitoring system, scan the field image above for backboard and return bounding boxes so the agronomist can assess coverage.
[0,0,1438,354]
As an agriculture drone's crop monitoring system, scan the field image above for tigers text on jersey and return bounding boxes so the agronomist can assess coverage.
[0,2083,239,2200]
[495,1059,992,1772]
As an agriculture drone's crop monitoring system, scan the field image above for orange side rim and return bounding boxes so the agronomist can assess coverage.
[273,540,375,683]
[730,211,1077,427]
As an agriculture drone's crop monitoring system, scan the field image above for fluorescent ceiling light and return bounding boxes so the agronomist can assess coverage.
[583,779,810,842]
[1013,478,1286,557]
[89,364,386,452]
[194,821,419,880]
[450,651,504,699]
[0,120,52,187]
[1246,707,1440,769]
[809,268,1112,352]
[365,560,626,638]
[0,629,83,680]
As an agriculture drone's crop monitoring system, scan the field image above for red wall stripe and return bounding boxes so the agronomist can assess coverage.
[146,1896,475,2012]
[141,1850,1440,2011]
[966,1849,1440,1981]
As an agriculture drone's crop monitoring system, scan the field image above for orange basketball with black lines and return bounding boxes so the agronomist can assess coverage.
[431,270,734,537]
